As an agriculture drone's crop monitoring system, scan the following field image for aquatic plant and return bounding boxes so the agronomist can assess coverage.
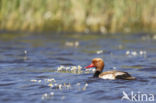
[57,65,95,74]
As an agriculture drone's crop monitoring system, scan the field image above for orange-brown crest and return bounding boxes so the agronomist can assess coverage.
[92,58,104,71]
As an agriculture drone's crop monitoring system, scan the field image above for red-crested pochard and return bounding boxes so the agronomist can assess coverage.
[85,58,135,80]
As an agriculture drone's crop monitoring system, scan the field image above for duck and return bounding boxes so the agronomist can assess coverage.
[85,58,135,80]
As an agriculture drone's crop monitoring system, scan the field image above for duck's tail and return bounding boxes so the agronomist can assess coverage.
[125,76,136,80]
[116,72,136,80]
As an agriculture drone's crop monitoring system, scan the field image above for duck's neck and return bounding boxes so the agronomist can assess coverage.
[93,71,101,78]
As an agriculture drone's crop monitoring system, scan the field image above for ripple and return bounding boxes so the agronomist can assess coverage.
[136,78,149,82]
[121,65,144,69]
[54,57,73,61]
[0,33,155,103]
[0,82,16,86]
[149,76,156,79]
[138,67,156,72]
[88,90,105,95]
[96,95,121,101]
[36,75,49,79]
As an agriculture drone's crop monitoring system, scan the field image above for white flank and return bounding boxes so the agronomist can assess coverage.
[100,74,115,80]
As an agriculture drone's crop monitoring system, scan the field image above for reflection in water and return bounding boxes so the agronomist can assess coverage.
[0,33,156,103]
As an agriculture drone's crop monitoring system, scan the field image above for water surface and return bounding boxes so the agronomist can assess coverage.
[0,33,156,103]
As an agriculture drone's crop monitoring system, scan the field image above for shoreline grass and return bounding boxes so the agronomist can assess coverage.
[0,0,156,33]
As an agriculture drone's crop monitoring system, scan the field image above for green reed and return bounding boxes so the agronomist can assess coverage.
[0,0,156,33]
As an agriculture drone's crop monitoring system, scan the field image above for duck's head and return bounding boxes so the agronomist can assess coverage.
[85,58,104,72]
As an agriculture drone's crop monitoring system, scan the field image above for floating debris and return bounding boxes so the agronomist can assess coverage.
[125,50,147,57]
[66,83,71,89]
[30,79,42,83]
[65,41,79,47]
[113,67,117,70]
[23,50,28,60]
[30,78,56,86]
[118,44,123,49]
[96,50,103,54]
[54,83,58,87]
[139,50,146,55]
[131,51,137,56]
[153,35,156,40]
[50,92,54,96]
[45,78,56,83]
[76,82,81,91]
[48,83,53,88]
[30,79,37,82]
[85,83,88,87]
[63,83,71,89]
[41,93,48,100]
[58,84,62,90]
[57,65,65,71]
[85,68,96,73]
[61,96,65,100]
[23,56,27,60]
[42,93,48,97]
[75,41,79,47]
[139,51,144,55]
[41,92,54,100]
[76,83,81,86]
[82,83,88,91]
[57,65,96,74]
[57,65,83,74]
[126,50,130,55]
[142,35,156,40]
[47,82,71,90]
[24,50,27,54]
[38,80,42,83]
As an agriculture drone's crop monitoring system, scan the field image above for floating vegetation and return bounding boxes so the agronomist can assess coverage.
[23,50,28,60]
[76,83,81,86]
[121,65,143,69]
[45,78,56,83]
[57,65,95,74]
[24,50,27,54]
[125,50,147,57]
[41,92,54,100]
[141,34,156,40]
[82,83,88,91]
[57,65,82,74]
[30,79,37,82]
[96,50,103,54]
[30,65,93,100]
[61,96,65,100]
[30,77,89,100]
[65,41,79,48]
[30,78,56,84]
[112,67,117,70]
[30,77,81,91]
[41,82,89,100]
[48,83,53,88]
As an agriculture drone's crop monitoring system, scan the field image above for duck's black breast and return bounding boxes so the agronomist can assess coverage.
[93,71,101,78]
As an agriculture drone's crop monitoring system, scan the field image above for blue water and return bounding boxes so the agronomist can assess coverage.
[0,33,156,103]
